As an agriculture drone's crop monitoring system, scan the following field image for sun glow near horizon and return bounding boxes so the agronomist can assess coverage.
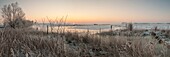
[0,0,170,24]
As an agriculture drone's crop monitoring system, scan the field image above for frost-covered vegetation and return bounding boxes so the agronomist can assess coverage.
[0,2,170,57]
[1,2,33,29]
[0,28,169,57]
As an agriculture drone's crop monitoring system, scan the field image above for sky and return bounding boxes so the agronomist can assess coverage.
[0,0,170,24]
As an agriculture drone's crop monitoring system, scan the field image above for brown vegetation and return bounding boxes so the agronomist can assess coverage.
[0,28,169,57]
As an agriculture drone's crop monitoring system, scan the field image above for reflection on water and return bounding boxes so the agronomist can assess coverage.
[32,23,170,33]
[32,25,117,33]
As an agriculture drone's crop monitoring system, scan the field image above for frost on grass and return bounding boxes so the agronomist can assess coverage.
[0,29,169,57]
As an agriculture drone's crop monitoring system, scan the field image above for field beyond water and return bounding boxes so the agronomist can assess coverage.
[0,28,170,57]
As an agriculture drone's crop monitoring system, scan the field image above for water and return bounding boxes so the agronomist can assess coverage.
[32,23,170,33]
[133,23,170,30]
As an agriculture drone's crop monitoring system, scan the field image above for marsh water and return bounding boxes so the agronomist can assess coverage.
[32,23,170,33]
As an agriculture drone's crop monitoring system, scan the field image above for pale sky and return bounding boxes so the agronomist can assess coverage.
[0,0,170,24]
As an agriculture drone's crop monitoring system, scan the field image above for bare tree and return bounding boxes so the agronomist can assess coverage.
[1,2,33,29]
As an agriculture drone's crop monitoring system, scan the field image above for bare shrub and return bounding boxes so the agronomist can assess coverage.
[1,2,33,29]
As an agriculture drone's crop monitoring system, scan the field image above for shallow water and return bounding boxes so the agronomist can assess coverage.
[133,23,170,30]
[32,23,170,33]
[32,25,114,33]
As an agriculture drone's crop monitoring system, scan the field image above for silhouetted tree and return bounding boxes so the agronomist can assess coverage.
[1,2,33,29]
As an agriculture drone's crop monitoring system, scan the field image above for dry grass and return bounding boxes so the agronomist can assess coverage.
[0,28,169,57]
